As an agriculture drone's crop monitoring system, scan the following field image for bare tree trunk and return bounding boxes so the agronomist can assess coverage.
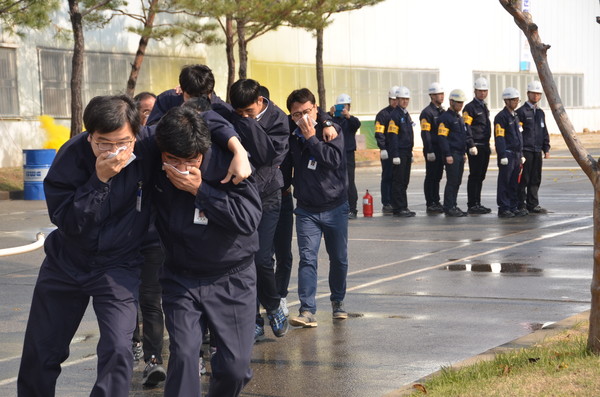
[225,16,236,103]
[126,0,159,97]
[236,18,247,80]
[316,27,326,109]
[499,0,600,351]
[68,0,84,138]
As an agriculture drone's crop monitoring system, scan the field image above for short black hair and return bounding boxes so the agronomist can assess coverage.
[258,85,270,100]
[229,79,261,110]
[155,107,211,159]
[286,88,316,112]
[133,91,156,103]
[179,65,215,98]
[83,95,141,136]
[182,95,212,113]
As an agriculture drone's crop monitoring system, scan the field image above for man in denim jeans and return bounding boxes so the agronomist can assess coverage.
[286,88,349,328]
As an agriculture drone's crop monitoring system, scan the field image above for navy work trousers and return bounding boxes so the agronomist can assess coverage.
[424,150,444,206]
[467,145,491,208]
[274,191,294,298]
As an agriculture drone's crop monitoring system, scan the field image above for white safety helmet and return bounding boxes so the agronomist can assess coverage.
[449,89,466,102]
[428,82,444,94]
[336,93,351,105]
[474,77,489,90]
[502,87,520,100]
[388,85,400,99]
[527,80,543,94]
[395,86,411,99]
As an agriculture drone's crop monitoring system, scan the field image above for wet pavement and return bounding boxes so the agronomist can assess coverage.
[0,148,597,396]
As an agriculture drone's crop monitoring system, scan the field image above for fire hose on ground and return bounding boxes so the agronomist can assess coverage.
[0,232,45,257]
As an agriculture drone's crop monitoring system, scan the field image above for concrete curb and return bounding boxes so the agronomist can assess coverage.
[383,310,591,397]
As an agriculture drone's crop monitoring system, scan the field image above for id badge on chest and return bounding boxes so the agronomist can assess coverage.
[307,156,317,170]
[194,208,208,225]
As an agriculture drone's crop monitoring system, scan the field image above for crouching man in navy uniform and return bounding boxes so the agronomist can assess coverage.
[18,96,153,397]
[152,107,262,397]
[494,87,526,218]
[286,88,349,328]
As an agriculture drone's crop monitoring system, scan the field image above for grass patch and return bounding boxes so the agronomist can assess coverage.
[0,167,24,191]
[409,322,600,396]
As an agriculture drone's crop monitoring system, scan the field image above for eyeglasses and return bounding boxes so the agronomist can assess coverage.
[92,138,135,152]
[163,156,202,167]
[291,106,314,119]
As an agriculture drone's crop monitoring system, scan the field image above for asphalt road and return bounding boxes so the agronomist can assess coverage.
[0,149,596,396]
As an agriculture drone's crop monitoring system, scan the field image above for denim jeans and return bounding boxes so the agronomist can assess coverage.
[294,202,349,314]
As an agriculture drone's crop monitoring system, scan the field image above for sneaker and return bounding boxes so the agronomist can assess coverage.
[445,207,467,217]
[199,356,207,376]
[289,311,318,328]
[467,204,489,215]
[382,205,394,215]
[528,205,547,214]
[348,211,358,219]
[132,341,143,362]
[280,297,289,317]
[332,301,348,320]
[480,205,492,214]
[513,208,529,217]
[254,322,265,343]
[267,305,289,337]
[394,209,416,217]
[142,355,166,387]
[426,203,444,214]
[498,209,515,218]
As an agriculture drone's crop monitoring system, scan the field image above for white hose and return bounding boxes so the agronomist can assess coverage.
[0,232,45,257]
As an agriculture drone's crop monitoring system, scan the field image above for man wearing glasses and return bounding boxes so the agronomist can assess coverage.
[286,88,349,328]
[494,87,526,218]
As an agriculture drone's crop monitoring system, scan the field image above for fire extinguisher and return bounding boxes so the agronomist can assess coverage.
[363,190,373,217]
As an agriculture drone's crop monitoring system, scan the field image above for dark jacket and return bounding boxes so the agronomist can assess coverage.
[436,109,475,157]
[516,103,551,153]
[146,89,232,126]
[152,143,261,278]
[493,107,524,159]
[386,107,414,158]
[463,98,491,145]
[332,115,361,152]
[289,122,347,213]
[419,102,445,153]
[374,105,395,150]
[43,132,154,275]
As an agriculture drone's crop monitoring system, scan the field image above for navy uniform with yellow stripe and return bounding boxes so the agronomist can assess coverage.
[436,108,474,212]
[420,103,445,210]
[493,107,523,214]
[374,105,395,208]
[463,98,491,210]
[387,106,415,214]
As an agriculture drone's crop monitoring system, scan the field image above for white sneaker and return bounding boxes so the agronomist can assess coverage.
[280,297,289,317]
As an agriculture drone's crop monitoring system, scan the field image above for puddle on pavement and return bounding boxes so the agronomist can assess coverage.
[443,262,543,274]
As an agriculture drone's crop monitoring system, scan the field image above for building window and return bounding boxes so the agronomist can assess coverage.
[251,60,439,115]
[0,47,20,116]
[39,48,201,118]
[474,71,584,110]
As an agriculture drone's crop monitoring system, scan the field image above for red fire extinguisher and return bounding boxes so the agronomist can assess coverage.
[363,190,373,217]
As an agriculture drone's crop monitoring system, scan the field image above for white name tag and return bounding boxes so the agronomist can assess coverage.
[541,121,545,128]
[194,208,208,225]
[308,159,317,170]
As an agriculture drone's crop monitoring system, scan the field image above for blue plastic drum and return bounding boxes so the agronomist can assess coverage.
[23,149,56,200]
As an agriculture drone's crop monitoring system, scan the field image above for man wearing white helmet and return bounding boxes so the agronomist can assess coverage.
[374,86,400,214]
[516,80,551,214]
[436,89,476,217]
[463,77,492,214]
[494,87,527,218]
[331,94,361,219]
[420,82,445,213]
[387,86,416,217]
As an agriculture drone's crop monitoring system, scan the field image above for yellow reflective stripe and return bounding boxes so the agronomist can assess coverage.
[420,119,431,131]
[375,122,385,133]
[463,112,473,126]
[387,120,399,134]
[519,121,523,127]
[438,123,449,137]
[495,124,505,137]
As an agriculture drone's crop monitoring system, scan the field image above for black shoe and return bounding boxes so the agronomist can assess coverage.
[394,209,416,217]
[426,203,444,214]
[467,205,488,215]
[513,208,529,217]
[142,355,166,387]
[348,211,358,219]
[382,205,394,215]
[480,205,492,213]
[445,207,467,217]
[498,210,515,218]
[528,206,547,214]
